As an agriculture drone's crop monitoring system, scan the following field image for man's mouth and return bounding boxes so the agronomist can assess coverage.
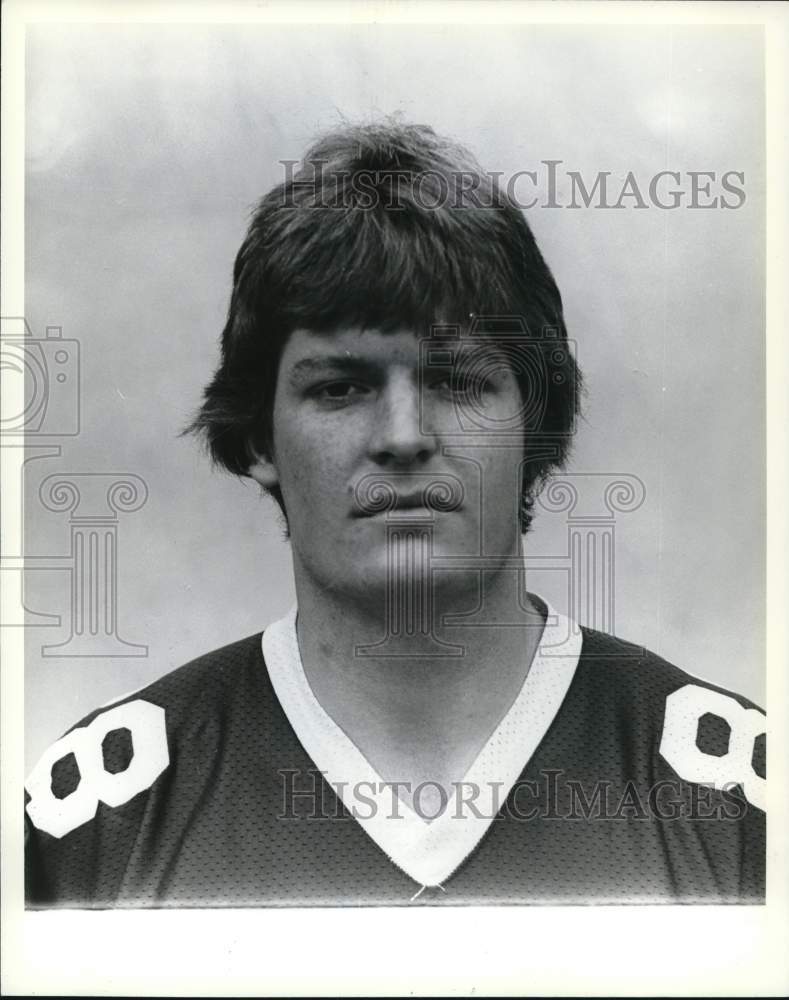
[353,473,465,517]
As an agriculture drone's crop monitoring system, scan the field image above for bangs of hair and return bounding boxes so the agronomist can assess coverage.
[229,122,562,343]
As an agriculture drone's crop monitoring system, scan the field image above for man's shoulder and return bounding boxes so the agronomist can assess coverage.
[576,625,764,713]
[26,631,269,808]
[120,630,265,706]
[63,631,267,734]
[567,625,766,815]
[24,630,273,851]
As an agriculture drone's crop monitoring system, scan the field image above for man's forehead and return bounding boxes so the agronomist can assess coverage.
[282,327,512,366]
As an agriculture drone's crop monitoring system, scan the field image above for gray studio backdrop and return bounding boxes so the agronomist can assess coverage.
[22,23,764,769]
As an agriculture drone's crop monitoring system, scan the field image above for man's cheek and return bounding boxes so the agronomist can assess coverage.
[285,450,342,504]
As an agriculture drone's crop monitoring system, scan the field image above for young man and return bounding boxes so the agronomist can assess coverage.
[25,123,765,907]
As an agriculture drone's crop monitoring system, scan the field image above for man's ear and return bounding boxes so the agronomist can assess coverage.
[246,447,280,489]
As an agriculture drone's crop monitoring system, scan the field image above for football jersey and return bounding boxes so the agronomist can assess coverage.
[25,600,766,907]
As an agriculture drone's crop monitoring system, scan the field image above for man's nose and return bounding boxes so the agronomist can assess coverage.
[368,376,436,466]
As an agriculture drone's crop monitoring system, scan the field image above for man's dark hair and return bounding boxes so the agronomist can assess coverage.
[188,121,582,531]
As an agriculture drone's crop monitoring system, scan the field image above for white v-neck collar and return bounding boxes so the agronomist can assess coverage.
[262,598,582,887]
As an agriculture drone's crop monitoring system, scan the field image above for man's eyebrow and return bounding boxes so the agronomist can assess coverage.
[288,355,380,379]
[424,342,512,367]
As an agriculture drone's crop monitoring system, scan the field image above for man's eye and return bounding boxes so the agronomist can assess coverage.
[433,373,487,397]
[314,381,368,403]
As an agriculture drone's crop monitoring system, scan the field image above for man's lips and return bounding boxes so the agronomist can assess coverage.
[352,473,465,517]
[356,491,436,517]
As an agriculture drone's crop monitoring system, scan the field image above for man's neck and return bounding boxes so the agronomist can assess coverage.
[290,562,545,798]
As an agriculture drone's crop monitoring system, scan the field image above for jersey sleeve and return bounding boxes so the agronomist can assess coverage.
[25,698,171,908]
[655,678,766,901]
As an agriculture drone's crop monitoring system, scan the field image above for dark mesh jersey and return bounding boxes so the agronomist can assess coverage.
[25,627,766,908]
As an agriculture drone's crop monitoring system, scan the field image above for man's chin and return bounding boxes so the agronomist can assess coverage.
[344,560,487,609]
[308,519,520,605]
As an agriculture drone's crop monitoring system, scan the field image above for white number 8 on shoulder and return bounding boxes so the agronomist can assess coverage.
[25,700,169,838]
[659,684,766,812]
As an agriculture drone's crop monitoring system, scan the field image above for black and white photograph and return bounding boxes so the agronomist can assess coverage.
[2,0,787,995]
